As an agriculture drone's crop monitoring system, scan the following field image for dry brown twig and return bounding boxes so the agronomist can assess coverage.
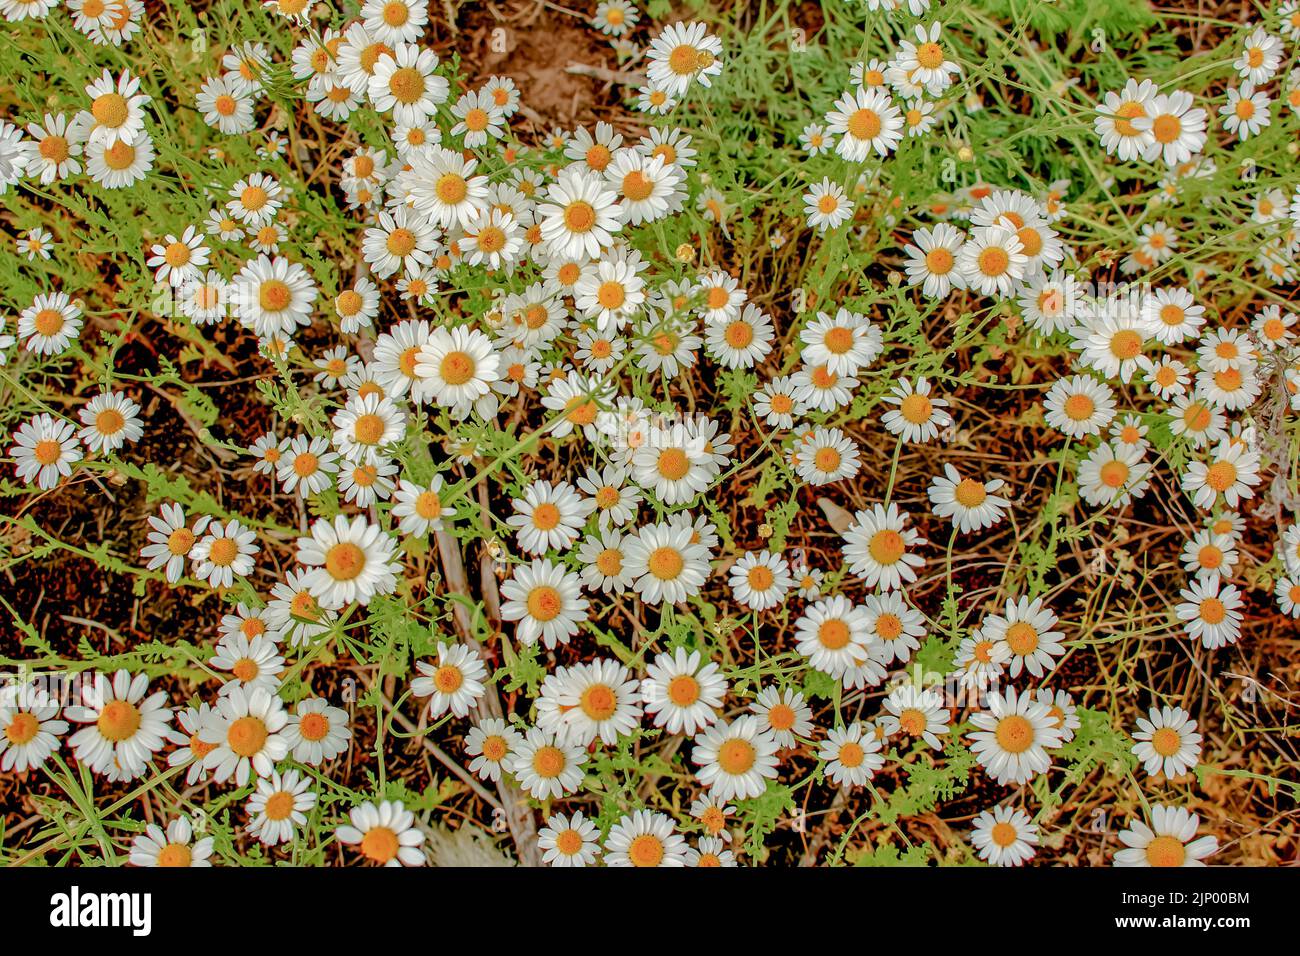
[435,527,542,866]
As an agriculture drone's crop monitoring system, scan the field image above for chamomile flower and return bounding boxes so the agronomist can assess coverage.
[1235,26,1283,85]
[539,811,602,867]
[622,520,712,605]
[361,0,427,44]
[692,715,780,801]
[1043,374,1116,439]
[537,166,623,261]
[1274,576,1300,617]
[500,557,590,648]
[391,474,455,536]
[927,464,1010,532]
[0,682,68,772]
[277,435,339,497]
[210,633,284,697]
[983,596,1065,679]
[728,549,794,611]
[1179,529,1239,584]
[263,570,334,648]
[17,226,53,260]
[1175,577,1244,649]
[896,22,962,95]
[139,502,210,583]
[880,684,949,749]
[1132,705,1202,779]
[246,768,317,846]
[129,817,213,867]
[18,291,82,355]
[826,86,904,161]
[361,205,436,278]
[902,222,967,299]
[282,698,351,765]
[230,254,318,338]
[506,480,590,555]
[189,519,259,590]
[24,113,82,183]
[645,21,724,97]
[1114,805,1218,867]
[794,596,873,677]
[957,225,1027,297]
[1181,439,1261,509]
[449,88,506,147]
[82,68,150,148]
[543,658,642,747]
[336,799,427,867]
[9,413,82,489]
[294,488,397,589]
[331,393,406,466]
[791,362,858,413]
[953,630,1011,689]
[398,146,490,230]
[1134,91,1208,167]
[196,74,256,135]
[968,687,1064,786]
[369,42,449,127]
[842,503,927,591]
[593,0,638,35]
[641,647,727,736]
[754,375,807,428]
[792,427,861,486]
[66,670,172,780]
[461,207,523,270]
[882,377,952,443]
[1220,84,1271,141]
[414,324,501,417]
[803,177,854,232]
[749,685,814,748]
[861,591,925,665]
[411,642,488,719]
[971,806,1038,867]
[196,685,287,786]
[818,722,885,787]
[1077,441,1152,509]
[576,465,641,529]
[508,726,587,800]
[1168,394,1228,448]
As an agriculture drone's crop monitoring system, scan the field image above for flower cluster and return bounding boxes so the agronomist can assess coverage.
[2,0,1294,869]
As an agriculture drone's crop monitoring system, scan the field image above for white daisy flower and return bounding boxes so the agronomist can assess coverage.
[842,503,926,591]
[282,697,352,765]
[641,647,727,736]
[411,642,488,719]
[9,412,82,489]
[967,687,1064,786]
[336,799,427,867]
[66,670,172,780]
[692,715,780,801]
[246,768,317,846]
[1114,805,1218,867]
[464,717,521,783]
[970,805,1038,867]
[1132,705,1202,779]
[500,557,590,648]
[296,514,401,609]
[129,817,213,867]
[508,726,588,800]
[539,811,602,867]
[818,721,885,788]
[927,464,1010,532]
